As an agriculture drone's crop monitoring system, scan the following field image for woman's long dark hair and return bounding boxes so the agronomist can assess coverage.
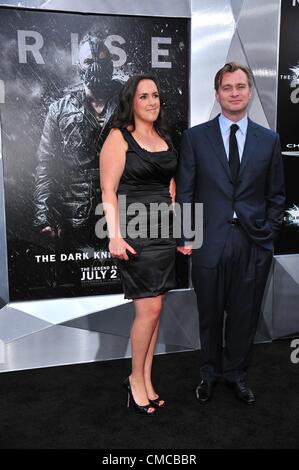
[112,74,170,143]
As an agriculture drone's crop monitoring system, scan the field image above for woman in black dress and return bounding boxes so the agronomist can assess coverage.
[100,74,177,415]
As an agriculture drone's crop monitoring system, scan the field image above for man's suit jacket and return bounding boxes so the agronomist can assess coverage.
[176,115,286,268]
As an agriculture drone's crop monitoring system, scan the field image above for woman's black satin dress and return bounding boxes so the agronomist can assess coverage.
[116,128,177,299]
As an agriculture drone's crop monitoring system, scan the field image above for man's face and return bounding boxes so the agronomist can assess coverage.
[215,69,251,119]
[78,38,113,100]
[78,41,110,71]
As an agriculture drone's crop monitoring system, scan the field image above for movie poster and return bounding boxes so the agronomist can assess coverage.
[276,0,299,254]
[0,6,189,300]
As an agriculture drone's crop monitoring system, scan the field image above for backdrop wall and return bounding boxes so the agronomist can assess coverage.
[0,0,298,373]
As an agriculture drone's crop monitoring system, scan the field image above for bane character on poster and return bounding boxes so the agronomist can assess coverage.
[33,32,122,248]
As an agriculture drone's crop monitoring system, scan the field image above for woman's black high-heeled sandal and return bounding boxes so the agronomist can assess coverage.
[123,377,156,416]
[149,397,165,409]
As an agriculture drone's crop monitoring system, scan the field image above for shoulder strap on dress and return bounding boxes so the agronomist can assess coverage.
[119,127,139,151]
[119,127,131,142]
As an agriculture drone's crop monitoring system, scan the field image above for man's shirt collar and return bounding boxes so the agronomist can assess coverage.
[219,113,248,135]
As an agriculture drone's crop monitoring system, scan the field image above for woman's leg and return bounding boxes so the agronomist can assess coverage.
[130,295,163,407]
[144,296,165,404]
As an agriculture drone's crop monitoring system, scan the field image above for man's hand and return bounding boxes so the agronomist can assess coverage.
[177,245,192,256]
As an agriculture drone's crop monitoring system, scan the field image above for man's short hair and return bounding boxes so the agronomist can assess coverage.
[214,62,253,90]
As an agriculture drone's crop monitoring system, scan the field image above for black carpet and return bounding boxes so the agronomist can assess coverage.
[0,339,298,449]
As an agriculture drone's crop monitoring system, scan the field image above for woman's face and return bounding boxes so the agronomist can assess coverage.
[132,79,160,124]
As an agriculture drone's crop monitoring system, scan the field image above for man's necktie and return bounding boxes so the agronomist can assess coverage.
[229,124,240,183]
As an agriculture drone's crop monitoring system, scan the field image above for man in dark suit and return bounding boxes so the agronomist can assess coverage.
[176,62,285,404]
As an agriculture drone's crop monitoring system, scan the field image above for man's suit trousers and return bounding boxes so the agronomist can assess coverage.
[192,223,273,382]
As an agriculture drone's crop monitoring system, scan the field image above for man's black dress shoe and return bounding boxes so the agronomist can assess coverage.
[228,380,256,404]
[195,380,214,403]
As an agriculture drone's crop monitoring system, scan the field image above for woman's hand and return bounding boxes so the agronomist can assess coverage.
[109,238,137,261]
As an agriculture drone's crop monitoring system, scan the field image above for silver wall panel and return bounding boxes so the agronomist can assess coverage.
[236,0,280,130]
[190,0,235,125]
[191,0,280,129]
[41,0,191,17]
[209,31,270,127]
[0,1,41,5]
[0,287,272,373]
[0,305,51,342]
[63,290,200,350]
[252,263,274,343]
[9,294,131,324]
[272,256,299,339]
[0,314,192,373]
[0,0,191,17]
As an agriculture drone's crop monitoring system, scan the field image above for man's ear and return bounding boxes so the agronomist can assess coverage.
[215,92,219,103]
